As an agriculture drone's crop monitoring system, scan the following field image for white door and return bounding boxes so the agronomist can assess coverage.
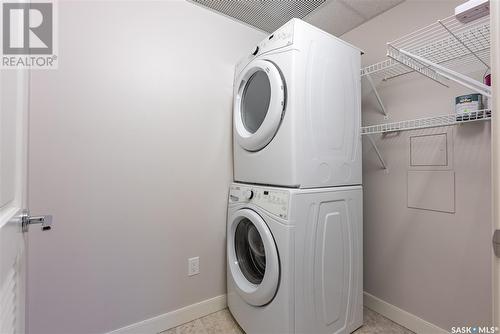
[233,59,286,152]
[227,208,280,306]
[0,68,30,333]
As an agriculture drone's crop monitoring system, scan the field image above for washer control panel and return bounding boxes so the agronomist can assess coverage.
[229,184,290,219]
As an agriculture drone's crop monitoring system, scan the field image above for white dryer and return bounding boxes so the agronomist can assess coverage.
[227,183,363,334]
[233,19,362,188]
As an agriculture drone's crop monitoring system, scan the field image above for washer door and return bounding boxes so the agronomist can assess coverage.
[228,208,280,306]
[234,60,285,152]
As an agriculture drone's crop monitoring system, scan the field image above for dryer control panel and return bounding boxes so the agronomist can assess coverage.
[229,184,290,219]
[235,20,294,74]
[256,22,294,56]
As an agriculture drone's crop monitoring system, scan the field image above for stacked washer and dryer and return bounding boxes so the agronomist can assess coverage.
[227,19,363,334]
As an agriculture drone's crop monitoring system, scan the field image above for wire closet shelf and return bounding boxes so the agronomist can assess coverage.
[361,14,490,84]
[360,12,492,139]
[361,109,491,135]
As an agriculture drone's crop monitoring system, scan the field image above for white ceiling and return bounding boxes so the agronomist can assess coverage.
[305,0,405,36]
[190,0,405,35]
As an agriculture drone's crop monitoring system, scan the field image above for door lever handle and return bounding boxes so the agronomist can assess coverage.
[21,210,53,232]
[494,230,500,258]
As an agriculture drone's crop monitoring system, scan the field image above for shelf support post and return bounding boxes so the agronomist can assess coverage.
[365,74,388,118]
[367,134,388,170]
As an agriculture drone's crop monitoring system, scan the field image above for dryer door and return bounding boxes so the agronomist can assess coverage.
[234,60,285,152]
[228,208,280,306]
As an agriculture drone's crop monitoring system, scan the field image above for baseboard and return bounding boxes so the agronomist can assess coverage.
[363,292,449,334]
[107,294,227,334]
[107,292,447,334]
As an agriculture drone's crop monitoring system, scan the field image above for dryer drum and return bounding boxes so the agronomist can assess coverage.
[241,70,271,134]
[233,59,285,152]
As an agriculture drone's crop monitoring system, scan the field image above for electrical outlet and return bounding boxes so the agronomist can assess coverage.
[188,257,199,276]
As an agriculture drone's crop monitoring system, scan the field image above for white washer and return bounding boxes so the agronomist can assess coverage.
[227,183,363,334]
[233,19,362,188]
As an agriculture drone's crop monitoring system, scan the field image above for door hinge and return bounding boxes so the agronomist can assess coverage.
[493,230,500,258]
[21,210,53,233]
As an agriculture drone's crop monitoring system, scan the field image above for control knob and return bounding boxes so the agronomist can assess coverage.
[242,190,254,200]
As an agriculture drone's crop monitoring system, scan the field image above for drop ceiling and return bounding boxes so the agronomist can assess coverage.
[306,0,405,36]
[191,0,405,36]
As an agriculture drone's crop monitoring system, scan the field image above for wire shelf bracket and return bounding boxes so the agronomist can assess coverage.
[366,134,388,171]
[364,73,388,118]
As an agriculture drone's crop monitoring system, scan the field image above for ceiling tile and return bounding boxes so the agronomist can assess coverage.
[305,0,405,35]
[339,0,405,20]
[304,0,366,36]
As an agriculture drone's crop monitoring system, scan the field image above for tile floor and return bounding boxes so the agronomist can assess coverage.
[160,307,414,334]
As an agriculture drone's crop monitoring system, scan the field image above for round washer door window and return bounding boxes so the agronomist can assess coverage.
[235,218,266,284]
[228,209,280,306]
[234,59,285,152]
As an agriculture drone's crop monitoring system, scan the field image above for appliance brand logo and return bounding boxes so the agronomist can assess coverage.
[1,1,57,69]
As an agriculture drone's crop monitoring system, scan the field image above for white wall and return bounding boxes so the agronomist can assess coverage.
[339,0,492,330]
[27,2,264,333]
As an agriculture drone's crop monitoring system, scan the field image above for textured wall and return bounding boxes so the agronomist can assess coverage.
[27,2,264,333]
